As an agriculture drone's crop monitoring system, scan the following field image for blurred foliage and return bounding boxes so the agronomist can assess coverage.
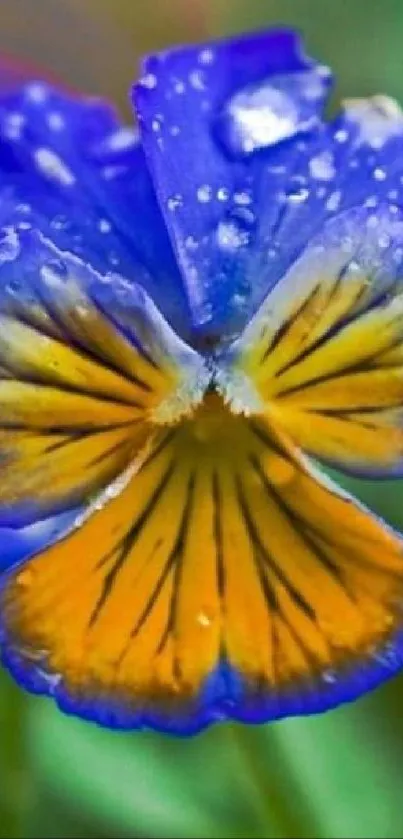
[214,0,403,106]
[1,1,403,838]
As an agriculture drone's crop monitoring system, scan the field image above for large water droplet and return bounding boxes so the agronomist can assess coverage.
[216,67,331,158]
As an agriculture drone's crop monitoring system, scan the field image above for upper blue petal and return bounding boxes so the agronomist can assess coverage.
[133,29,332,343]
[133,32,403,347]
[0,81,191,337]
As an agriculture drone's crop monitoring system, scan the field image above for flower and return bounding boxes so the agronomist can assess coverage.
[0,30,403,735]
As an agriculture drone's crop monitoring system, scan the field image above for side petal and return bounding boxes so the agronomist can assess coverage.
[0,80,190,335]
[218,204,403,476]
[2,400,403,733]
[0,227,208,525]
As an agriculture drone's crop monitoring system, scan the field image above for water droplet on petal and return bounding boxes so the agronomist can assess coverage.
[3,111,25,140]
[140,72,157,90]
[233,190,252,206]
[197,611,212,628]
[197,184,213,203]
[286,187,309,205]
[40,259,69,286]
[364,195,378,209]
[309,150,335,181]
[34,147,76,186]
[25,82,48,103]
[367,214,379,229]
[216,219,250,251]
[217,67,330,158]
[198,48,215,66]
[185,235,199,251]
[326,190,341,212]
[378,233,391,249]
[345,95,403,149]
[189,70,205,91]
[217,186,230,202]
[47,111,65,132]
[174,80,186,95]
[393,246,403,264]
[322,669,337,684]
[0,227,20,263]
[334,127,349,143]
[98,218,112,234]
[167,194,183,211]
[51,214,69,231]
[6,277,22,296]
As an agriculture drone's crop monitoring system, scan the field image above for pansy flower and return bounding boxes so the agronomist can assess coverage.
[1,30,403,734]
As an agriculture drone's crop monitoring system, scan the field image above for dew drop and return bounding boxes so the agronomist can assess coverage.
[51,214,69,231]
[334,128,349,143]
[217,186,230,202]
[185,235,199,251]
[378,233,391,249]
[309,151,335,181]
[286,187,309,205]
[345,95,403,150]
[6,277,22,296]
[140,72,157,89]
[216,219,250,251]
[0,227,20,263]
[233,190,252,206]
[174,80,186,95]
[40,259,69,285]
[34,147,76,186]
[106,127,137,152]
[197,611,212,628]
[198,48,215,66]
[3,111,25,140]
[108,252,121,268]
[25,82,48,103]
[393,246,403,264]
[322,669,337,684]
[364,195,378,209]
[217,68,329,158]
[98,218,112,234]
[167,194,183,211]
[189,70,205,91]
[47,111,65,131]
[366,214,379,229]
[326,190,341,212]
[197,184,213,203]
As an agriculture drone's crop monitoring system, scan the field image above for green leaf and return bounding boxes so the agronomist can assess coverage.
[27,700,284,839]
[260,679,403,839]
[0,672,31,839]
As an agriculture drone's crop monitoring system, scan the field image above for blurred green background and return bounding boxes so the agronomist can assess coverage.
[1,1,403,837]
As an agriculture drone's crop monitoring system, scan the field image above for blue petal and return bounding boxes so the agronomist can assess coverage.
[0,511,79,573]
[134,33,403,348]
[2,628,403,735]
[133,29,332,342]
[0,82,191,335]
